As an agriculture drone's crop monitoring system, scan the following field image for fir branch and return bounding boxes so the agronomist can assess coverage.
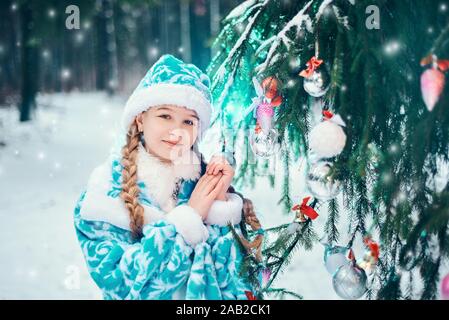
[264,287,303,300]
[324,198,340,244]
[255,0,314,73]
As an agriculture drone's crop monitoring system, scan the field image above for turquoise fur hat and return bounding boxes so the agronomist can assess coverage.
[121,54,213,142]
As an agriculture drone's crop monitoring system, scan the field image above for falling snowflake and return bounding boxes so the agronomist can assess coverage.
[61,68,71,80]
[384,40,401,56]
[48,8,56,18]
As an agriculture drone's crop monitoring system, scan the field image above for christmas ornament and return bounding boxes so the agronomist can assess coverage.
[250,128,278,158]
[244,77,282,158]
[441,273,449,300]
[300,56,330,97]
[420,54,449,111]
[291,196,319,222]
[332,260,367,300]
[241,77,282,128]
[358,235,380,272]
[309,110,347,158]
[306,161,341,201]
[323,244,349,275]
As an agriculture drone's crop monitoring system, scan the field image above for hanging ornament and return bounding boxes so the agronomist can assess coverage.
[332,255,367,300]
[420,54,449,111]
[306,161,341,201]
[441,273,449,300]
[309,110,347,158]
[243,76,282,158]
[250,128,278,158]
[255,77,282,135]
[358,235,380,273]
[241,76,283,127]
[323,244,350,275]
[300,56,330,97]
[291,196,319,222]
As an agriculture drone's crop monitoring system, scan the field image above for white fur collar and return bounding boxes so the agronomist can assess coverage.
[136,142,201,212]
[79,143,202,231]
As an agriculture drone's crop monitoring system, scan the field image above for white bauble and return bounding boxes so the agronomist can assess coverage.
[309,121,346,158]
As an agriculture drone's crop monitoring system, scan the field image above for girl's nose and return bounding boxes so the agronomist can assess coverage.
[168,129,185,142]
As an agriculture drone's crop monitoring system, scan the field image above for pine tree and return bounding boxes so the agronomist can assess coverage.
[207,0,449,300]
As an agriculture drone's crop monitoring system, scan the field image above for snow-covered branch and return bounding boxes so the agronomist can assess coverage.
[213,0,270,87]
[224,0,260,21]
[255,0,314,74]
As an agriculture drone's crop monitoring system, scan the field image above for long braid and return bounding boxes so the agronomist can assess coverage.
[120,121,145,240]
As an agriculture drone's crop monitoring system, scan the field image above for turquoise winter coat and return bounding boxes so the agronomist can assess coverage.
[73,142,257,300]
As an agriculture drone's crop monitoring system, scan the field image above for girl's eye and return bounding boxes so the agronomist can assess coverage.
[159,114,171,120]
[184,120,195,126]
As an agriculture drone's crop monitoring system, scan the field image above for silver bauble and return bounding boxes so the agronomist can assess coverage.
[303,67,330,98]
[306,161,341,201]
[324,245,349,275]
[332,262,367,300]
[249,128,278,158]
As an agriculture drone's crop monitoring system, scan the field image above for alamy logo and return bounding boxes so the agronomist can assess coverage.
[366,5,380,30]
[65,5,80,30]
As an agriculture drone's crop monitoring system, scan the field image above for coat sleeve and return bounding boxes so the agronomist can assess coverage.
[74,191,208,300]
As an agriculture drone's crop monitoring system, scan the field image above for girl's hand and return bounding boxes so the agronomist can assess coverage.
[206,155,235,201]
[188,172,224,220]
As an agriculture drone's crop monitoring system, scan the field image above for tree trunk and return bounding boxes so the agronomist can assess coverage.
[210,0,220,59]
[180,0,191,62]
[95,0,107,91]
[19,1,39,122]
[104,0,118,95]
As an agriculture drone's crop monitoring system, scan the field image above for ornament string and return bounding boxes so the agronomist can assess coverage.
[430,21,449,55]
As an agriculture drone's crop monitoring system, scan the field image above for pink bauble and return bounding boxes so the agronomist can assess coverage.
[421,68,445,112]
[256,103,274,134]
[441,273,449,300]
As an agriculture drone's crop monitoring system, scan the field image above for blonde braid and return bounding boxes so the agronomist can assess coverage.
[120,121,145,240]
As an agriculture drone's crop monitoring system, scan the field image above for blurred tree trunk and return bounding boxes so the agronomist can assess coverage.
[95,0,118,95]
[95,1,105,91]
[19,1,39,122]
[210,0,220,59]
[0,0,20,104]
[190,0,210,70]
[180,0,191,62]
[161,1,170,53]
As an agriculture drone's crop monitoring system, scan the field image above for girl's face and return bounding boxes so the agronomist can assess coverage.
[135,104,199,163]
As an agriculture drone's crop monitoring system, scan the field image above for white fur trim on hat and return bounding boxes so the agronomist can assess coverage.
[204,193,243,226]
[165,204,209,246]
[122,83,212,141]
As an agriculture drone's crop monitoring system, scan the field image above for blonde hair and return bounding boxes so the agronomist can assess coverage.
[120,121,145,240]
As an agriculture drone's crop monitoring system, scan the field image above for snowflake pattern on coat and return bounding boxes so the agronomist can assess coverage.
[73,156,256,300]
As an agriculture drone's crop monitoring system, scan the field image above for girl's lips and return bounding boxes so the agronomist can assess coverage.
[163,140,180,147]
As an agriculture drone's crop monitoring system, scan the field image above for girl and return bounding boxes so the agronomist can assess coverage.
[73,54,259,300]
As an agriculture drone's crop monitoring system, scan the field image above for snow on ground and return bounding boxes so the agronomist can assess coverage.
[0,92,125,299]
[0,92,445,299]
